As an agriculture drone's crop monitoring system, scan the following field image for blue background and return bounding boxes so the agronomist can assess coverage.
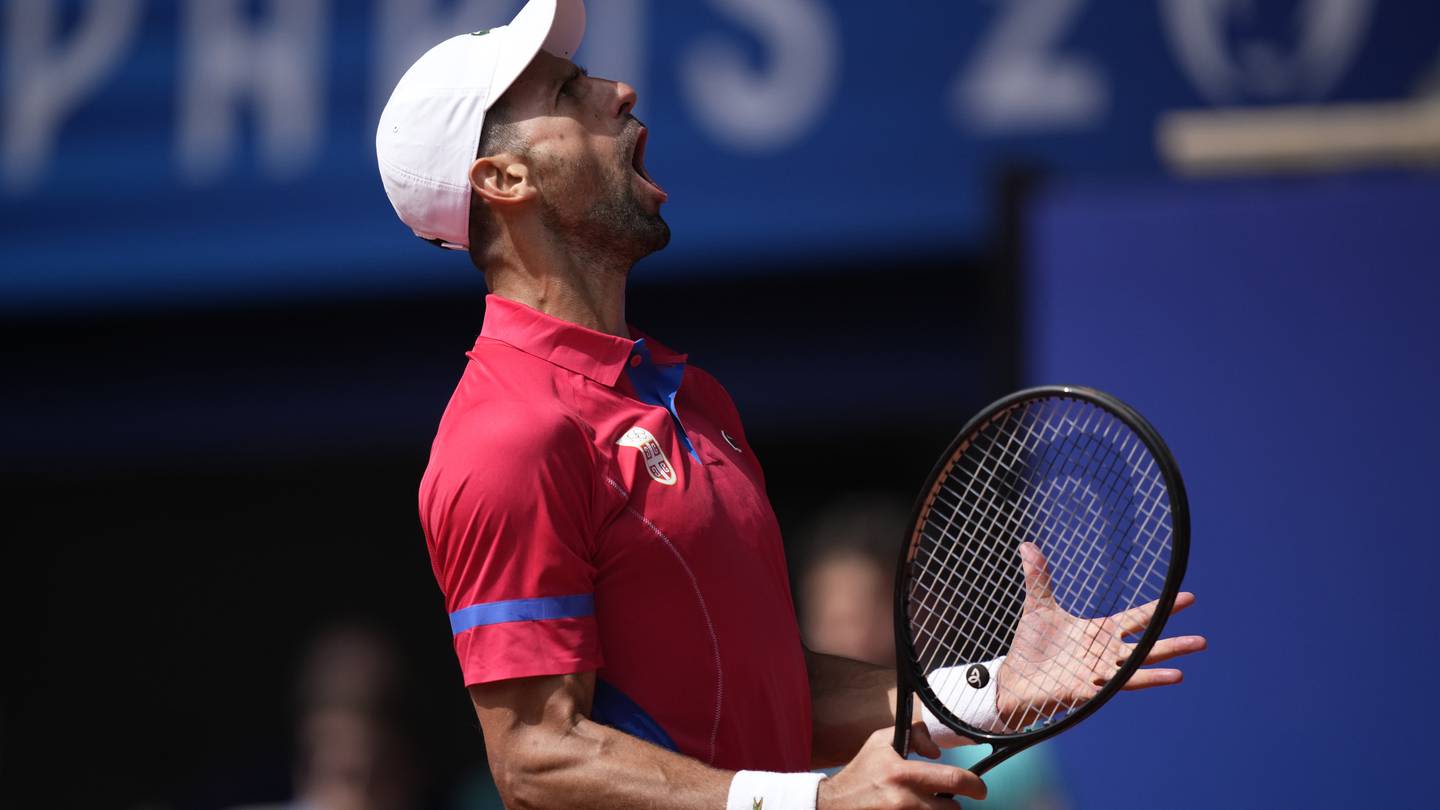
[1027,171,1440,808]
[3,0,1437,312]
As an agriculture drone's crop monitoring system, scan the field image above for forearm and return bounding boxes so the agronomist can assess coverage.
[805,648,907,768]
[487,712,732,810]
[470,668,987,810]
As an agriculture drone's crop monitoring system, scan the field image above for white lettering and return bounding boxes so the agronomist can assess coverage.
[681,0,839,152]
[1160,0,1373,104]
[2,0,142,193]
[177,0,329,184]
[950,0,1105,133]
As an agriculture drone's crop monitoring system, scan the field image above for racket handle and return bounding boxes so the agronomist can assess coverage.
[896,686,955,800]
[893,686,912,756]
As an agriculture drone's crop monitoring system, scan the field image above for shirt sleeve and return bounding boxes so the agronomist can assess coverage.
[419,400,603,685]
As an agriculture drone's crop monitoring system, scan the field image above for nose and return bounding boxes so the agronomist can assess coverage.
[612,80,637,119]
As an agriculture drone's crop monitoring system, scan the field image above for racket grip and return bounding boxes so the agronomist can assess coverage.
[893,687,912,756]
[896,686,954,799]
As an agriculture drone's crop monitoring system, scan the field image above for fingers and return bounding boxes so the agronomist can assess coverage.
[1112,597,1162,635]
[1140,635,1207,665]
[833,729,985,807]
[1119,667,1184,690]
[1018,541,1056,607]
[1106,635,1206,668]
[894,760,988,801]
[1114,591,1195,636]
[907,720,942,760]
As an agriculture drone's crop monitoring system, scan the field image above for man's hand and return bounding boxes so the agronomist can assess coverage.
[995,542,1207,729]
[818,728,986,810]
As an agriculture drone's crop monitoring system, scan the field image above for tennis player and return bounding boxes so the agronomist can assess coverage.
[378,2,1205,808]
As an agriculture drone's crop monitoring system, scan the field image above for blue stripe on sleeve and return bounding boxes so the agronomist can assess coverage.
[448,594,595,635]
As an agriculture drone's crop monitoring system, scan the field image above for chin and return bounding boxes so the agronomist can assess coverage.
[611,194,670,260]
[550,183,671,266]
[636,215,671,256]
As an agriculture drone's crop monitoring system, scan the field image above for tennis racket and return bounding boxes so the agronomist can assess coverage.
[892,385,1190,775]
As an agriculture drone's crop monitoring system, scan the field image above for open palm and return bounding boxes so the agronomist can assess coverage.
[994,542,1206,731]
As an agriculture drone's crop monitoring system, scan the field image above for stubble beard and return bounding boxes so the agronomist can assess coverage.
[538,152,671,275]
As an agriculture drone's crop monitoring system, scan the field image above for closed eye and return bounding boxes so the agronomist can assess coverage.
[557,64,589,101]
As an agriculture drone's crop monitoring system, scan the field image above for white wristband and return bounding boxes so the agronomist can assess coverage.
[920,657,1007,741]
[726,770,825,810]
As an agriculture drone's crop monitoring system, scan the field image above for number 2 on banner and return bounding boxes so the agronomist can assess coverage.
[950,0,1105,133]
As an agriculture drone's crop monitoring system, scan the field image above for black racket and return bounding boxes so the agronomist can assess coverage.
[892,385,1190,775]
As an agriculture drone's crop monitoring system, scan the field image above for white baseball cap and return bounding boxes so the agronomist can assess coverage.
[376,0,586,251]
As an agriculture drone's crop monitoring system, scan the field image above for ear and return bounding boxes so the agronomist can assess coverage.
[469,154,536,207]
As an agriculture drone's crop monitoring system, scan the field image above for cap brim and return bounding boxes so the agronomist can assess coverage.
[487,0,586,111]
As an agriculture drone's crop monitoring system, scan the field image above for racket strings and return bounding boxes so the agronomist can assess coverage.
[920,404,1121,723]
[910,409,1111,717]
[915,402,1106,657]
[975,403,1168,724]
[912,411,1071,722]
[906,396,1174,734]
[938,403,1163,726]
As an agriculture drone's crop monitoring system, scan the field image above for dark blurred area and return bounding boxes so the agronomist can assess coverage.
[6,1,1440,808]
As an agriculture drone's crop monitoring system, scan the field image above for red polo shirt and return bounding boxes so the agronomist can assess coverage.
[419,295,813,772]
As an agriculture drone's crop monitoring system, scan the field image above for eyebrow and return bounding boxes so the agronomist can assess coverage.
[553,64,588,89]
[550,64,588,108]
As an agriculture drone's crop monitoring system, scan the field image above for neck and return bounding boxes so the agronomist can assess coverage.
[484,229,631,338]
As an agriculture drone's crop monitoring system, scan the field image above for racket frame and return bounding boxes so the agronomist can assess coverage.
[891,385,1190,775]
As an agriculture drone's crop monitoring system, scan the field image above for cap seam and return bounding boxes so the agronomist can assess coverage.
[377,153,468,192]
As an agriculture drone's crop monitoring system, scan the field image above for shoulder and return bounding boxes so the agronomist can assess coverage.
[427,343,599,488]
[439,339,595,445]
[420,383,600,541]
[431,393,594,475]
[443,400,590,458]
[678,361,724,395]
[464,337,573,397]
[682,363,743,416]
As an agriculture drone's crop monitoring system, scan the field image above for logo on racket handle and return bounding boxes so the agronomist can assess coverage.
[966,664,990,689]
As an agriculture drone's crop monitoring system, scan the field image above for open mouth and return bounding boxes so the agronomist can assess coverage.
[631,127,668,202]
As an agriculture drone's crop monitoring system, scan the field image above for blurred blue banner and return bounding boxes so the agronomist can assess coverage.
[2,0,1436,312]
